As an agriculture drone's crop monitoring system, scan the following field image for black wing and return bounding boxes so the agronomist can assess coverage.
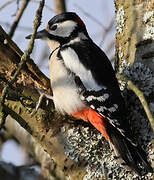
[75,76,153,175]
[72,39,153,175]
[74,75,134,144]
[69,39,119,91]
[70,39,132,140]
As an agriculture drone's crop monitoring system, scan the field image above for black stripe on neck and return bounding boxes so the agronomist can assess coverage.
[49,46,60,60]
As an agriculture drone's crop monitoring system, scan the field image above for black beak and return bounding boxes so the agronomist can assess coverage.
[25,29,49,39]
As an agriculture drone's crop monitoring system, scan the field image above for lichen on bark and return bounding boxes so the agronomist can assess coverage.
[115,1,154,179]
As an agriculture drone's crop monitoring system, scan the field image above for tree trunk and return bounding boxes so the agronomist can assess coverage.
[115,0,154,176]
[115,0,154,71]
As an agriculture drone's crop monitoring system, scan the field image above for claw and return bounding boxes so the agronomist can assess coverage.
[35,88,53,111]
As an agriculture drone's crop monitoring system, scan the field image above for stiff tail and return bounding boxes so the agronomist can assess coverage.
[107,123,153,176]
[72,108,153,175]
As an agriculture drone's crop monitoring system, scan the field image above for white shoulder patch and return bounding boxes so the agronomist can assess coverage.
[65,32,88,46]
[60,47,103,91]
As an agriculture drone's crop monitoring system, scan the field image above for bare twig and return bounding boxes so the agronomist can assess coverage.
[5,115,57,180]
[105,39,115,55]
[54,0,66,14]
[0,0,15,11]
[0,0,45,127]
[116,74,154,131]
[32,0,55,12]
[0,0,54,12]
[0,21,32,31]
[127,81,154,131]
[74,3,115,50]
[9,0,30,38]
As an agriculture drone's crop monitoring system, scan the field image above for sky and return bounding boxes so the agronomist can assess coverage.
[0,0,115,166]
[1,0,115,76]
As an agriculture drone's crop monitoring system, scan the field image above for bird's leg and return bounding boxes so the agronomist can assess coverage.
[35,88,53,111]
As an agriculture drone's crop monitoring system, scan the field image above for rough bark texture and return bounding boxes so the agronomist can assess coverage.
[115,0,154,179]
[115,0,154,71]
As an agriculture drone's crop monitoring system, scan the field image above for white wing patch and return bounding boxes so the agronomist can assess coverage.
[97,106,104,112]
[60,47,103,91]
[75,76,137,146]
[86,95,95,102]
[90,105,95,109]
[65,33,88,46]
[84,94,109,102]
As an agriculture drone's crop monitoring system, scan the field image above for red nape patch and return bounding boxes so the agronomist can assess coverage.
[76,17,85,26]
[72,108,109,141]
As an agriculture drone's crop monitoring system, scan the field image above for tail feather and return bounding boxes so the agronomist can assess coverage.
[107,123,153,176]
[135,145,153,174]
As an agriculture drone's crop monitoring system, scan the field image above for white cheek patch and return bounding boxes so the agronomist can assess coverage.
[49,20,77,37]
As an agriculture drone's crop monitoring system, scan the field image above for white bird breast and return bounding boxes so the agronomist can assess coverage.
[49,45,103,115]
[49,48,85,114]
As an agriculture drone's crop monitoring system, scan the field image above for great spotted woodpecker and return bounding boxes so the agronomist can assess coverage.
[26,12,153,175]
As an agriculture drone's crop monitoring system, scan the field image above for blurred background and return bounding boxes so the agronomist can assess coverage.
[0,0,115,174]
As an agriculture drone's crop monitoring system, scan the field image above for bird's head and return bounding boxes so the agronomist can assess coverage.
[26,12,88,45]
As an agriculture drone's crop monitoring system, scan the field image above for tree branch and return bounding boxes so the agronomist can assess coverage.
[0,0,15,11]
[54,0,66,14]
[0,26,50,89]
[116,73,154,131]
[0,0,45,128]
[5,115,58,180]
[8,0,30,38]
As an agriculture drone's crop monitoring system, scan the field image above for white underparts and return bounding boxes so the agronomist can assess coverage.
[46,39,60,51]
[49,48,85,114]
[47,34,104,115]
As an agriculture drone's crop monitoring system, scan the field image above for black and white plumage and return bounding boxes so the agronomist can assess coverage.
[75,76,122,128]
[26,12,153,176]
[74,75,134,141]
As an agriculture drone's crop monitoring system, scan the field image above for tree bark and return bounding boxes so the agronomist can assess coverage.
[115,0,154,176]
[115,0,154,72]
[115,0,154,133]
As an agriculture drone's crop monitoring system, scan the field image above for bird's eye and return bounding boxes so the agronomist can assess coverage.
[50,25,57,31]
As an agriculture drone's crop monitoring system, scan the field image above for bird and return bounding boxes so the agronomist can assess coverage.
[26,12,153,176]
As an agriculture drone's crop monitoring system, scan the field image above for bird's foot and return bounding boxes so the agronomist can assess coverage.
[35,88,53,111]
